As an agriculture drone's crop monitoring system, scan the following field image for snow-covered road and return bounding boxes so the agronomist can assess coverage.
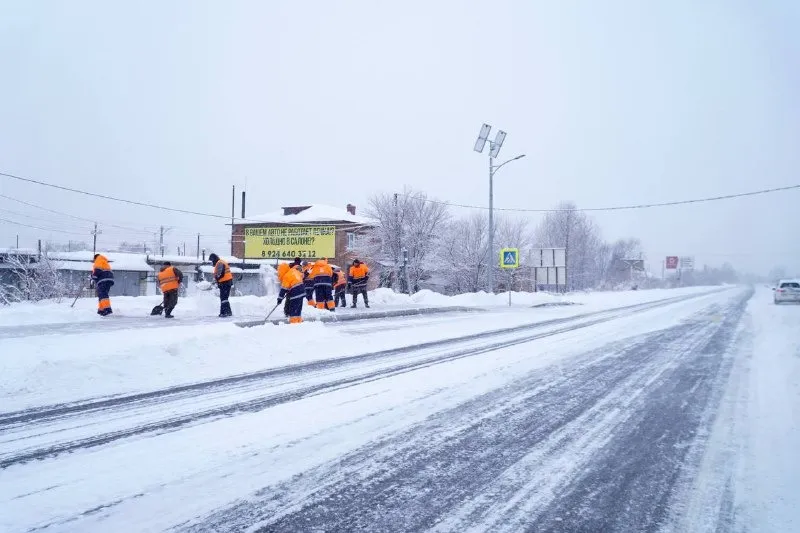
[1,286,798,532]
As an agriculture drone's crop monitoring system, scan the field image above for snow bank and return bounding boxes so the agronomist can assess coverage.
[0,285,717,327]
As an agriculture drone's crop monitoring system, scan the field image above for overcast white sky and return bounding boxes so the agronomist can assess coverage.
[1,1,798,275]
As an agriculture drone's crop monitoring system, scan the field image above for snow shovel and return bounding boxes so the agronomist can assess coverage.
[150,299,165,316]
[265,301,281,321]
[70,283,86,308]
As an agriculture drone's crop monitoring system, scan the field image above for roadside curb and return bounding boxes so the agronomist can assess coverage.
[235,306,485,328]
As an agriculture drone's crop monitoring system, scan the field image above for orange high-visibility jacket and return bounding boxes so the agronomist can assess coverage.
[276,263,291,281]
[334,270,347,287]
[278,267,305,301]
[91,254,114,283]
[215,258,233,283]
[281,267,304,290]
[310,259,333,286]
[349,263,369,286]
[158,266,181,293]
[303,262,316,285]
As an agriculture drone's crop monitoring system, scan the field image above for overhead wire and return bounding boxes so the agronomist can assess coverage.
[0,193,164,234]
[0,216,97,236]
[403,184,800,212]
[1,171,375,229]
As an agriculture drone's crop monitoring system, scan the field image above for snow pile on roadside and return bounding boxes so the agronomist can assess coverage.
[0,319,336,411]
[0,285,720,328]
[368,286,714,309]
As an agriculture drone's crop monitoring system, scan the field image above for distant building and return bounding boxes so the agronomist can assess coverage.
[231,204,375,270]
[0,249,273,299]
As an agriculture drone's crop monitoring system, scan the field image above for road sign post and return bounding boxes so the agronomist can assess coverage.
[500,248,520,306]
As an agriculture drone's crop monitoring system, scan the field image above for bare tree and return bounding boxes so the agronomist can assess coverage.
[357,187,450,292]
[534,202,605,290]
[437,213,489,294]
[436,213,534,294]
[602,238,644,287]
[1,252,72,303]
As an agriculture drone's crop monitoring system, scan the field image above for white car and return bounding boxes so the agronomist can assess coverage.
[774,279,800,304]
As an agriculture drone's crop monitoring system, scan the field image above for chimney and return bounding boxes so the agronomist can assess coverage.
[346,204,356,216]
[282,206,312,216]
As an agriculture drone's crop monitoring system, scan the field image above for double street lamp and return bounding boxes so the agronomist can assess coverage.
[474,123,525,293]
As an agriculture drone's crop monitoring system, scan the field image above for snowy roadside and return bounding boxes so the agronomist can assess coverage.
[0,286,722,412]
[734,288,800,532]
[0,285,720,327]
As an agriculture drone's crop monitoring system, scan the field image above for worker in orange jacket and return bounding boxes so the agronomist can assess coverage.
[91,254,114,316]
[310,258,335,311]
[302,261,316,307]
[209,253,233,317]
[157,262,184,318]
[277,263,305,324]
[349,259,370,308]
[333,266,348,307]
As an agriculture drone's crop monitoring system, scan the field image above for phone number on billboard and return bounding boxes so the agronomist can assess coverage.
[261,250,317,259]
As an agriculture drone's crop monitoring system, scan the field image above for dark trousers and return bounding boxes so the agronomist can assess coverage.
[163,289,178,316]
[288,296,304,318]
[218,281,233,316]
[305,284,315,302]
[96,280,113,314]
[352,286,368,306]
[315,284,334,310]
[283,297,291,317]
[335,286,347,307]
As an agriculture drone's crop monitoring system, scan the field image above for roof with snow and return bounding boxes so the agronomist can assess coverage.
[48,251,152,272]
[245,204,375,226]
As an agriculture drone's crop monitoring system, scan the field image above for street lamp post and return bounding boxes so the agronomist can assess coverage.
[474,123,525,293]
[487,152,525,293]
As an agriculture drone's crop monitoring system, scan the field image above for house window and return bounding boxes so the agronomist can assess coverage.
[347,232,357,250]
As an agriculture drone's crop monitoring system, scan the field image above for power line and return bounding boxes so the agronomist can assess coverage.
[0,171,375,228]
[0,193,154,234]
[0,216,95,236]
[408,184,800,213]
[0,170,231,219]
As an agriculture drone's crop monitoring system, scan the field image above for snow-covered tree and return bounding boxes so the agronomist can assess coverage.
[534,202,605,290]
[356,187,450,292]
[0,253,73,303]
[435,213,534,294]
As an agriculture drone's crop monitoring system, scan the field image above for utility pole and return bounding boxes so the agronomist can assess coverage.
[403,248,411,295]
[241,190,247,265]
[16,235,19,249]
[91,222,101,255]
[159,226,165,256]
[230,185,235,256]
[394,193,400,291]
[196,233,200,259]
[488,154,494,293]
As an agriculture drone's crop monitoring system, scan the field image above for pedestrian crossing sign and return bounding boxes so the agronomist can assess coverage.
[500,248,520,269]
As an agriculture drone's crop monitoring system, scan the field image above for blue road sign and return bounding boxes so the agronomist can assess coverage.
[500,248,519,269]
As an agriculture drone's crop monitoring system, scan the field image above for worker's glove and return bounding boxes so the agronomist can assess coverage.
[277,298,283,305]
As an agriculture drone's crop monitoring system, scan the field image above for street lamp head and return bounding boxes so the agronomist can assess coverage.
[489,130,506,158]
[474,123,492,153]
[513,154,526,161]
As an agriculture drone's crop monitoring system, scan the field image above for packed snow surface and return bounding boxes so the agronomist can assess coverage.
[0,285,797,532]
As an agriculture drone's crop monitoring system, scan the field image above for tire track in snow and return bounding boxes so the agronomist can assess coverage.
[0,290,718,429]
[0,292,719,469]
[180,289,750,533]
